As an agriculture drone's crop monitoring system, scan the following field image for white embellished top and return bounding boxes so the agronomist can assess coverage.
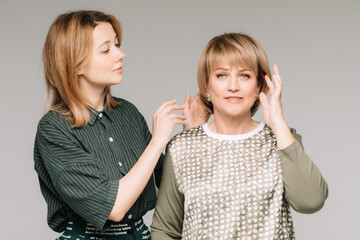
[151,123,328,240]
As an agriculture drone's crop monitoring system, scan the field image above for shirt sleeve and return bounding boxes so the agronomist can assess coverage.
[278,133,329,214]
[36,120,119,230]
[151,147,184,240]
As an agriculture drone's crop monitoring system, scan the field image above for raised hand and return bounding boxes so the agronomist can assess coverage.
[152,99,186,147]
[259,65,295,149]
[182,92,210,131]
[259,64,286,129]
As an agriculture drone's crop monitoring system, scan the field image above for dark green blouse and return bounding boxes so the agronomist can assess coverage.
[34,97,163,232]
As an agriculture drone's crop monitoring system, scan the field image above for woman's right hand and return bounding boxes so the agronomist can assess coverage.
[151,99,186,148]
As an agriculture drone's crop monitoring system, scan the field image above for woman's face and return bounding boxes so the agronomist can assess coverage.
[207,59,259,119]
[78,22,125,93]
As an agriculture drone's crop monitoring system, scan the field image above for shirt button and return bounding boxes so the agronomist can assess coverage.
[99,113,103,118]
[128,214,133,219]
[118,162,122,167]
[109,137,114,142]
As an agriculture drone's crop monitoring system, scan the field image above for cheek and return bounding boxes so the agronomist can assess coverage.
[245,81,258,94]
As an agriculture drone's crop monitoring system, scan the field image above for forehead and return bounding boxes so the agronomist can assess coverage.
[206,39,259,75]
[209,54,255,73]
[92,22,117,45]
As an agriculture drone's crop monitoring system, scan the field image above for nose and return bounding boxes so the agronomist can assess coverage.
[227,76,239,92]
[115,47,125,62]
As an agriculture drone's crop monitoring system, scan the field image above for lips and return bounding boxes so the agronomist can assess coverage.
[224,96,243,103]
[113,66,123,72]
[225,96,242,100]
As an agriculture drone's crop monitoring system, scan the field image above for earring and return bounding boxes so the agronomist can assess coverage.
[255,94,259,100]
[205,94,211,102]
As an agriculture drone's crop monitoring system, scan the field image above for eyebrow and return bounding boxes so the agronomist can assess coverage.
[213,67,252,72]
[97,35,119,49]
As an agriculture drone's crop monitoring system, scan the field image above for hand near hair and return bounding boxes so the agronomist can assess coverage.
[259,65,295,149]
[151,99,186,148]
[110,99,185,222]
[182,92,210,131]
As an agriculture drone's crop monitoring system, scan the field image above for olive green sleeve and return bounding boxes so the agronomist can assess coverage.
[151,148,184,240]
[278,133,329,214]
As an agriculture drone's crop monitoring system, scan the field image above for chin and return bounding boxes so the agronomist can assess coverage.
[112,77,123,85]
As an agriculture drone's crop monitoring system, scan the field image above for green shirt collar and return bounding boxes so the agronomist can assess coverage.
[88,101,115,125]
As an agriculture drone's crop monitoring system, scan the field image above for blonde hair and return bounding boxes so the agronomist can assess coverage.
[197,33,271,116]
[43,10,122,127]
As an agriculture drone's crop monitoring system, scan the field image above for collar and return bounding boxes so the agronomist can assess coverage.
[88,101,115,125]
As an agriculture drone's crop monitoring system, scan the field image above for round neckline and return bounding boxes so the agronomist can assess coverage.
[202,122,265,140]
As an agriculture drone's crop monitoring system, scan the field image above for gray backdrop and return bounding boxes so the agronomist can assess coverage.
[1,0,359,239]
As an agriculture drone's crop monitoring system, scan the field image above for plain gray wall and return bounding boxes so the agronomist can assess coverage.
[1,0,359,239]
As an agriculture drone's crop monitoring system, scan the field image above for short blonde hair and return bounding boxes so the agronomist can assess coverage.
[43,10,122,127]
[197,33,271,116]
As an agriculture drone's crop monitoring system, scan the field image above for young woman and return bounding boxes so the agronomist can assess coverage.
[34,10,207,239]
[151,33,328,240]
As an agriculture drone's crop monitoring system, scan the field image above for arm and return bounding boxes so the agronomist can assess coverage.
[260,65,328,213]
[37,100,185,229]
[108,99,185,222]
[139,110,164,188]
[151,148,184,240]
[278,133,328,213]
[36,121,119,230]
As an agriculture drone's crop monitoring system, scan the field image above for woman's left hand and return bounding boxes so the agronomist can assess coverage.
[182,92,210,131]
[259,65,295,149]
[259,64,286,130]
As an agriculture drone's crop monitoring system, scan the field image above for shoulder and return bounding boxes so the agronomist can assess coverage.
[112,97,143,117]
[113,97,138,111]
[263,124,302,142]
[35,111,76,148]
[37,110,72,132]
[168,125,204,151]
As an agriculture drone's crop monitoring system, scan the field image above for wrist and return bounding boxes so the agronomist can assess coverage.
[148,137,167,153]
[269,119,288,134]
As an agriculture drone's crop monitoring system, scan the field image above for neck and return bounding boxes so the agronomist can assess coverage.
[209,112,259,135]
[87,90,106,111]
[79,77,107,111]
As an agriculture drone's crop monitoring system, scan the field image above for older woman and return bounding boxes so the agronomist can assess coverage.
[151,33,328,240]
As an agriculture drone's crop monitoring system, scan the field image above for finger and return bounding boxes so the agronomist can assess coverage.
[166,104,185,112]
[272,74,283,97]
[273,64,282,84]
[272,74,282,89]
[259,92,269,109]
[265,75,275,95]
[168,113,187,120]
[156,99,178,112]
[193,92,201,102]
[174,119,186,125]
[184,93,191,107]
[158,99,177,109]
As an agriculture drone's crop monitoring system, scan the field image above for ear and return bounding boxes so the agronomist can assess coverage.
[78,68,84,75]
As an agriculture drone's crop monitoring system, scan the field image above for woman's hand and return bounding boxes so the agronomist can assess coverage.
[151,99,186,148]
[259,65,295,149]
[259,65,286,129]
[182,93,210,131]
